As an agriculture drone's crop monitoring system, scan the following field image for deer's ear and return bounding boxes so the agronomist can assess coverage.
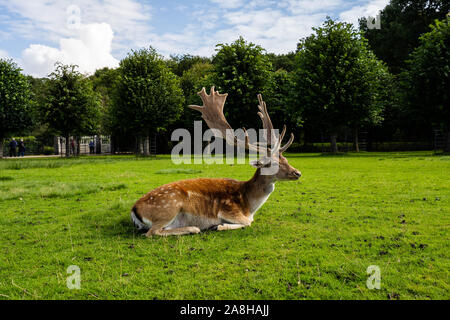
[250,159,264,168]
[250,158,271,168]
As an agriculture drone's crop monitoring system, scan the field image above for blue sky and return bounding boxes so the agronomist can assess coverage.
[0,0,388,77]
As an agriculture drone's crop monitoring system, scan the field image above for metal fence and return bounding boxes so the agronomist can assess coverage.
[2,136,112,157]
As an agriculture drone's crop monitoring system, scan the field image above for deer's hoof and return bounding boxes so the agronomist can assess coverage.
[188,227,201,234]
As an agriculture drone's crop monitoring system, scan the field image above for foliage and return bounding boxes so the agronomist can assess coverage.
[112,47,184,140]
[0,59,33,153]
[180,62,214,106]
[176,62,214,131]
[359,0,450,74]
[264,69,300,133]
[212,37,273,130]
[41,63,100,138]
[90,67,120,135]
[166,54,212,77]
[294,18,392,152]
[266,52,296,72]
[401,18,450,150]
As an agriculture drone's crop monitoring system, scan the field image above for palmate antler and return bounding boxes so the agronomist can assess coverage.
[188,86,294,155]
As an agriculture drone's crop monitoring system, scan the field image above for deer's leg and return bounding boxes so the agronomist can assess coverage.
[216,211,252,231]
[216,223,248,231]
[146,223,200,237]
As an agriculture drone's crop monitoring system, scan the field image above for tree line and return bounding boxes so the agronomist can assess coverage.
[0,0,449,158]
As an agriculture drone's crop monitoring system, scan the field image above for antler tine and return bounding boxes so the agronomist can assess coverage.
[279,125,286,144]
[188,87,263,153]
[279,133,294,153]
[257,94,277,148]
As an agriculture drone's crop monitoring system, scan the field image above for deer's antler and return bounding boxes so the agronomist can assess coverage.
[188,86,232,141]
[188,87,294,155]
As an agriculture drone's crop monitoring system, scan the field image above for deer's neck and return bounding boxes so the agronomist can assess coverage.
[244,168,276,216]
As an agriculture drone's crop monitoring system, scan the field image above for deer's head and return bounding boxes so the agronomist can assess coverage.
[189,87,301,181]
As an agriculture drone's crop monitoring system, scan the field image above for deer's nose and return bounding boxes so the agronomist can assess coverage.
[293,170,301,178]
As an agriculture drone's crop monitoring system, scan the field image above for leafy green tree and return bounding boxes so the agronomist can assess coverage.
[174,62,214,132]
[212,37,273,130]
[90,67,119,135]
[402,18,450,151]
[166,54,212,77]
[180,62,214,105]
[266,52,296,72]
[295,18,391,153]
[264,69,300,137]
[41,63,100,157]
[0,59,33,158]
[113,47,184,156]
[360,0,449,74]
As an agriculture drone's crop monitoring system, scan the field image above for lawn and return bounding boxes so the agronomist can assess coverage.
[0,152,448,300]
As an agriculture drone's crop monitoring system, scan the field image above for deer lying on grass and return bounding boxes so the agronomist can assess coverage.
[131,87,301,237]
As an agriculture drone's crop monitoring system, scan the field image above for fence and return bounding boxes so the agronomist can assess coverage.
[57,136,111,156]
[2,136,112,157]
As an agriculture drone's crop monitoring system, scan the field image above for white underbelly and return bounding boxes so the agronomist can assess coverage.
[164,212,222,231]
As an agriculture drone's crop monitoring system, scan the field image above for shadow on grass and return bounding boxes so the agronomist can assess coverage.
[99,214,256,241]
[99,215,143,239]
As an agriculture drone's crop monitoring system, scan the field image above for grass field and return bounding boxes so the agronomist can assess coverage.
[0,152,448,300]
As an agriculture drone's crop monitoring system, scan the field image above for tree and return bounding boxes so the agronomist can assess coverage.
[294,18,391,153]
[359,0,450,74]
[113,47,184,156]
[90,67,120,153]
[266,52,296,72]
[90,68,119,134]
[166,54,212,77]
[402,18,450,152]
[41,63,100,157]
[0,59,33,158]
[212,37,273,130]
[264,69,300,138]
[174,62,214,132]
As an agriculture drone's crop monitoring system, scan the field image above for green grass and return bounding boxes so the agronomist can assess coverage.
[0,152,448,300]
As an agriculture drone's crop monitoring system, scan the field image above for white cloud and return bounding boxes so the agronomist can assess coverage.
[1,0,392,73]
[280,0,343,14]
[340,0,389,26]
[21,23,119,77]
[211,7,326,54]
[0,49,9,59]
[210,0,245,9]
[145,1,330,58]
[0,0,152,54]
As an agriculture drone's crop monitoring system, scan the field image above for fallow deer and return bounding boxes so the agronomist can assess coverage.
[131,87,301,236]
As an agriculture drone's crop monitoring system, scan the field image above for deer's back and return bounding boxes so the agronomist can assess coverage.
[135,178,249,220]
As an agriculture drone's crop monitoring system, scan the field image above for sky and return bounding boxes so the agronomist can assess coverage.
[0,0,389,77]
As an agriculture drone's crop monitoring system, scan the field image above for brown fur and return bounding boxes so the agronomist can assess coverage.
[132,155,300,237]
[131,88,301,236]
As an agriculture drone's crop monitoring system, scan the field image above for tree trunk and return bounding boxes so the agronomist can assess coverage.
[0,139,3,159]
[76,137,80,156]
[134,136,140,155]
[444,130,450,153]
[96,135,101,154]
[143,136,150,157]
[354,128,360,152]
[110,136,115,155]
[54,136,59,155]
[65,135,70,158]
[330,133,338,153]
